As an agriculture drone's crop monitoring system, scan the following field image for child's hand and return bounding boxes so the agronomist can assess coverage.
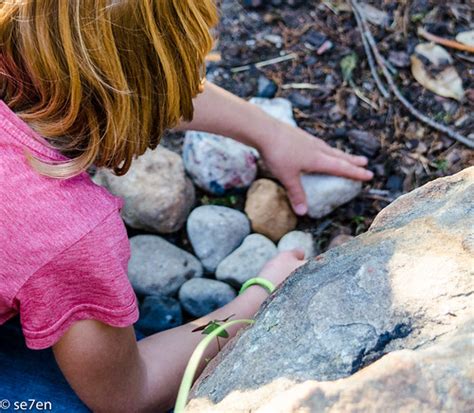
[259,120,374,215]
[258,249,307,288]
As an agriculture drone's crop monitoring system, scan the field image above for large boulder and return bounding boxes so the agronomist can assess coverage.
[186,167,474,412]
[94,147,195,233]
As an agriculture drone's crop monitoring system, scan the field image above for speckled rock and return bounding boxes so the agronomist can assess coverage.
[301,174,362,218]
[245,179,297,242]
[128,235,202,296]
[188,168,474,412]
[183,98,296,195]
[183,132,259,195]
[277,231,315,259]
[135,294,182,335]
[94,147,194,233]
[187,206,250,273]
[215,234,278,287]
[179,278,237,318]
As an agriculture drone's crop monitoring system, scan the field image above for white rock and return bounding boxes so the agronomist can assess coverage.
[128,235,203,296]
[249,97,297,127]
[187,206,250,272]
[301,174,362,219]
[216,234,278,287]
[94,147,194,233]
[278,231,316,259]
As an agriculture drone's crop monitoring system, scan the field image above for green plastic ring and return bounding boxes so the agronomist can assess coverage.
[239,277,276,295]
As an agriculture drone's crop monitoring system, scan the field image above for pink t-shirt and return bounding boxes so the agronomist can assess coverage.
[0,100,139,349]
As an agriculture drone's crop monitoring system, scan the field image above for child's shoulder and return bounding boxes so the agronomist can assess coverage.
[0,100,124,273]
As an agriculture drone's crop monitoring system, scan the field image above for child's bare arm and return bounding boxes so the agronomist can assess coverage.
[176,82,373,215]
[53,250,305,412]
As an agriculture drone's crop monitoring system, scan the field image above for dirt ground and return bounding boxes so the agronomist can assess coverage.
[159,0,473,252]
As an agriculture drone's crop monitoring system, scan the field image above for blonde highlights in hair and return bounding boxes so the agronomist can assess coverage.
[0,0,218,177]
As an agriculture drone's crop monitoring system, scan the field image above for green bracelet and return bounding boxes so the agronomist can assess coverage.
[239,277,276,295]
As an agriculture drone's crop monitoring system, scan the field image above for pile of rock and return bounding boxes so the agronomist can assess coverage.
[93,98,363,334]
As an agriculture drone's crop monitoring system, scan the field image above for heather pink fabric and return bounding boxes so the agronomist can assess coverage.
[0,100,139,349]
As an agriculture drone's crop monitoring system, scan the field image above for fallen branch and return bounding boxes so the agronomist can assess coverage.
[231,53,298,73]
[349,0,474,149]
[417,27,474,54]
[352,6,390,99]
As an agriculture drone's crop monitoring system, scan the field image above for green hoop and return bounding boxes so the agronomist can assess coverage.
[239,277,276,295]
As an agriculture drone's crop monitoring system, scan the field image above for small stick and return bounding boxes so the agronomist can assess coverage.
[231,53,298,73]
[350,0,474,149]
[352,6,390,98]
[281,83,326,90]
[417,27,474,54]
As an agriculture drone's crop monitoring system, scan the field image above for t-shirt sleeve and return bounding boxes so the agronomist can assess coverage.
[14,211,139,350]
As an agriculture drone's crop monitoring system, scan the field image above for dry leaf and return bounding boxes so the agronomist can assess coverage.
[411,43,464,101]
[456,30,474,47]
[415,43,453,65]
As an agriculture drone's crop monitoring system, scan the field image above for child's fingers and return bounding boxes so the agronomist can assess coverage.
[280,175,308,216]
[322,145,368,166]
[310,153,374,181]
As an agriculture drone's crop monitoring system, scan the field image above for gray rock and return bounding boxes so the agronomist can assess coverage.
[128,235,202,296]
[135,294,182,335]
[189,167,474,411]
[179,278,237,318]
[215,234,278,287]
[187,206,250,273]
[301,174,362,218]
[94,147,194,233]
[277,231,316,259]
[187,321,474,413]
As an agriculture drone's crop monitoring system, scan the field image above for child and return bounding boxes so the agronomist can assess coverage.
[0,1,372,411]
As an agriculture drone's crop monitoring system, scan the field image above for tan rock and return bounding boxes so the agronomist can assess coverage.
[245,179,297,242]
[94,147,195,233]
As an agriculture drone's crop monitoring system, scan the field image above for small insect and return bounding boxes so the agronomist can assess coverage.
[192,314,235,351]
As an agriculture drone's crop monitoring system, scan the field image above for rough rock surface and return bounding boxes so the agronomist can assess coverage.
[301,174,362,218]
[187,168,474,412]
[215,234,278,287]
[128,235,202,296]
[187,321,474,413]
[245,179,297,242]
[179,278,237,318]
[94,147,195,233]
[277,231,316,259]
[187,206,250,273]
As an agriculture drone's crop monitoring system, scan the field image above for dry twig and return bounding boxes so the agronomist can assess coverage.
[417,27,474,54]
[231,53,298,73]
[349,0,474,149]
